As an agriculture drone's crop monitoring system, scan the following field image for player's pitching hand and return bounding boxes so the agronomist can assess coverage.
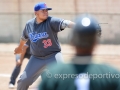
[14,47,22,54]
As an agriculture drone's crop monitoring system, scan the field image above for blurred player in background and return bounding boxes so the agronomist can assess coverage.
[9,40,31,89]
[39,14,120,90]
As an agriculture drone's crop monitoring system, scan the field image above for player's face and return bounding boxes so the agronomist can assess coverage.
[36,9,48,20]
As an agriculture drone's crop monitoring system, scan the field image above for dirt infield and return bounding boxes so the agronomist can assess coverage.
[0,43,120,90]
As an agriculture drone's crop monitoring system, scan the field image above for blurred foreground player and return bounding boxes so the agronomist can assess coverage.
[39,14,120,90]
[9,40,31,89]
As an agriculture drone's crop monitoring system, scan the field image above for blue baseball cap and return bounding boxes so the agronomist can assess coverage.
[34,2,52,11]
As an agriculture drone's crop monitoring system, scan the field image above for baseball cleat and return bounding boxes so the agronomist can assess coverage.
[9,83,15,89]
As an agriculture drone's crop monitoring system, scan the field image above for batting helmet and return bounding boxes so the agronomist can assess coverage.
[70,14,101,48]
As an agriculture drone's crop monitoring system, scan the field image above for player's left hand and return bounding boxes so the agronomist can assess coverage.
[14,47,22,54]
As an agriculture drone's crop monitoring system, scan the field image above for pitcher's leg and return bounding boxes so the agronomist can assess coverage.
[17,56,46,90]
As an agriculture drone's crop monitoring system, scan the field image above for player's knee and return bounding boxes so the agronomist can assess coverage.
[17,78,30,85]
[18,71,31,84]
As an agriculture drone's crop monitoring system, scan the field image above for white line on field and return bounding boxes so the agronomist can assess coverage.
[0,73,41,78]
[0,74,11,77]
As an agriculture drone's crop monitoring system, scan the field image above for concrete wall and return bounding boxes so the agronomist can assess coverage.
[0,0,120,44]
